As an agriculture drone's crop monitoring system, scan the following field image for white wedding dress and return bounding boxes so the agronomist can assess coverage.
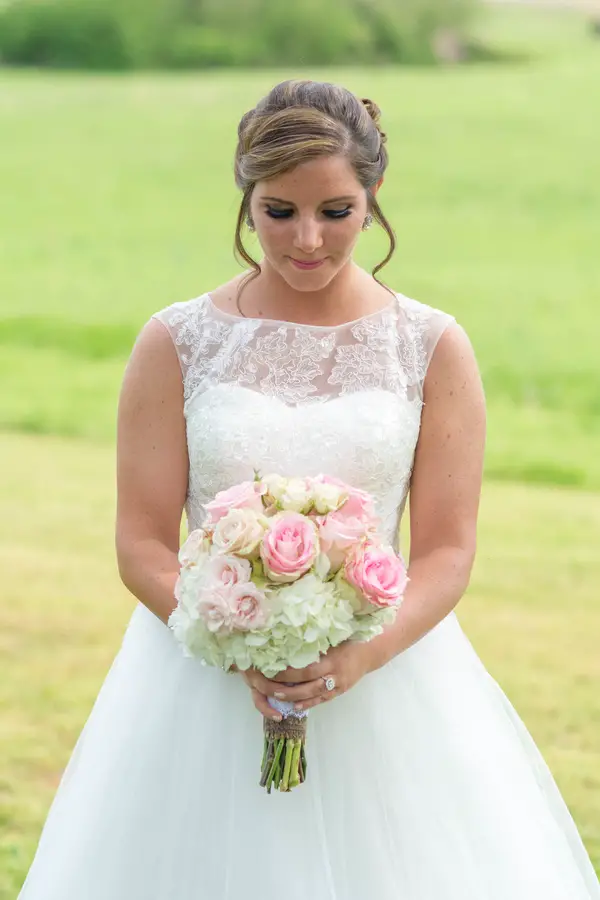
[18,290,600,899]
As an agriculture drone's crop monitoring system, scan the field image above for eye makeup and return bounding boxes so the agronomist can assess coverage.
[264,206,352,220]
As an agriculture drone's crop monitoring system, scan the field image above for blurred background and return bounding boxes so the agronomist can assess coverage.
[1,0,599,895]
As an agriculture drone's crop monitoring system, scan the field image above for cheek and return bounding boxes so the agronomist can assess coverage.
[260,220,288,246]
[336,219,362,245]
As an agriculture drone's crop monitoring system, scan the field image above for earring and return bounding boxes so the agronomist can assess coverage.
[362,214,373,231]
[246,215,255,232]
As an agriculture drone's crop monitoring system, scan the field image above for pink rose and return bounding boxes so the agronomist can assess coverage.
[196,590,234,633]
[203,555,252,589]
[229,583,268,631]
[260,512,319,583]
[344,541,408,609]
[312,474,376,522]
[203,480,265,526]
[317,512,372,572]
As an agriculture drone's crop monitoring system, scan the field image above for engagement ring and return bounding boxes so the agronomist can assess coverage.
[322,675,336,692]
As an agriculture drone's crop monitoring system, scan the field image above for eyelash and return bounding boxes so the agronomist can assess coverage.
[265,207,352,220]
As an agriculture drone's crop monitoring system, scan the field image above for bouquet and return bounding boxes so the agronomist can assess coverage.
[168,472,408,793]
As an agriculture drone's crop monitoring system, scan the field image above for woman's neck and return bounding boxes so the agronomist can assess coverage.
[236,261,385,326]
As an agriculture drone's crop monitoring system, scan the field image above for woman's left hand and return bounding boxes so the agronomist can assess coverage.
[266,640,378,712]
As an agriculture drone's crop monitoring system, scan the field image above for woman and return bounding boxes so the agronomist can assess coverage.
[18,79,600,899]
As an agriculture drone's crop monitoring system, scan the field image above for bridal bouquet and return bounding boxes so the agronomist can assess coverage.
[168,472,408,793]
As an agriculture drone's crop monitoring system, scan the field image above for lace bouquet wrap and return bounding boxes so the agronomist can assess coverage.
[168,472,408,793]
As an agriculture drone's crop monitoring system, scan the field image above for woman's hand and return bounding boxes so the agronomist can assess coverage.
[235,666,287,721]
[237,639,378,719]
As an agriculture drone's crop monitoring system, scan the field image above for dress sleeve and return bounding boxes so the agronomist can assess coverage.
[150,295,213,400]
[422,307,456,378]
[152,303,186,380]
[396,294,457,402]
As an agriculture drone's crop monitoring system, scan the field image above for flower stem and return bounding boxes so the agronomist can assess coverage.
[289,739,302,789]
[300,740,307,780]
[260,738,275,789]
[266,738,284,794]
[280,738,294,792]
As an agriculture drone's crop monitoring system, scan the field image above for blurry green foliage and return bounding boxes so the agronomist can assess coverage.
[0,0,132,69]
[0,0,477,69]
[159,26,247,69]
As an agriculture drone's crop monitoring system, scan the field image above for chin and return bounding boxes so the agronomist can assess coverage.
[279,262,339,292]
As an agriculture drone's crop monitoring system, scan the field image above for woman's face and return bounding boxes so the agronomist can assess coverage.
[250,154,377,292]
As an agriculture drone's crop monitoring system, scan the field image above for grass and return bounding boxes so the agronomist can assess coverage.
[0,5,599,486]
[0,431,599,897]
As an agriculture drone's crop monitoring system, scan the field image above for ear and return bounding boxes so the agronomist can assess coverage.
[370,177,384,198]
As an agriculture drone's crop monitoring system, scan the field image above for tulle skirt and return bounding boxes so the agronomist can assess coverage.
[18,602,600,899]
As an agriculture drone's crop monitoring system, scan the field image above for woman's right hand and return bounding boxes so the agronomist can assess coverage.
[232,665,284,722]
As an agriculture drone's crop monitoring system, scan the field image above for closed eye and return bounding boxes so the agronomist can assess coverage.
[265,207,352,220]
[324,208,352,219]
[265,207,293,219]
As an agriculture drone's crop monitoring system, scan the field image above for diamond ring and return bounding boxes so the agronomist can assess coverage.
[322,675,336,692]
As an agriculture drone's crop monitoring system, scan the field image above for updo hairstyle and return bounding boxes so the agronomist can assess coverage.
[233,79,396,288]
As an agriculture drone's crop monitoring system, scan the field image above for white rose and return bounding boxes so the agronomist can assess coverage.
[311,481,348,515]
[280,477,314,514]
[260,473,289,507]
[212,508,267,558]
[178,529,211,567]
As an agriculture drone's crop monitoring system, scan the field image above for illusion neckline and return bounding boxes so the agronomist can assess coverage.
[203,291,400,332]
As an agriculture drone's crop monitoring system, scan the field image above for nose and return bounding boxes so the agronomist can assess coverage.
[293,216,323,255]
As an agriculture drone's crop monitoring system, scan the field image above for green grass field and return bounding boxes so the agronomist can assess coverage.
[1,4,599,896]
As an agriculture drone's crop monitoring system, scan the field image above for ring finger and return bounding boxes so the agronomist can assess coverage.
[293,683,338,711]
[271,676,337,707]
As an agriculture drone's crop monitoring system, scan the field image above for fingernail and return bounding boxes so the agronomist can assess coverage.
[294,703,303,711]
[272,714,283,722]
[274,692,286,700]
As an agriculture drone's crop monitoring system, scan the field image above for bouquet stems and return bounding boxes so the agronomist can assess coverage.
[260,715,307,793]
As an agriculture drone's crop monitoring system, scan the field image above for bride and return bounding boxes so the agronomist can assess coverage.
[18,79,600,899]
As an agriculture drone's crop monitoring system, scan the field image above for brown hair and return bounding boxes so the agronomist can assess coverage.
[233,79,396,294]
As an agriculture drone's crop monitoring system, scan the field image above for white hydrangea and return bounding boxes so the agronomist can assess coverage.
[238,573,355,677]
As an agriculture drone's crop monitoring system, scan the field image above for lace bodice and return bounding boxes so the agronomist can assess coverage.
[153,291,455,546]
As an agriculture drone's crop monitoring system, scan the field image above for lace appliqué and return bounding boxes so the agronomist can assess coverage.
[158,294,446,408]
[253,328,337,404]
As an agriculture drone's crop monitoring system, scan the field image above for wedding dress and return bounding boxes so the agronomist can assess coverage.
[18,290,600,899]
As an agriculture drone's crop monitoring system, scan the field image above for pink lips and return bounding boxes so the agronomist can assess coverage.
[290,258,325,270]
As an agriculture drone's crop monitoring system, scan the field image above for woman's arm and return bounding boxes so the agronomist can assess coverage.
[365,321,487,669]
[115,319,189,627]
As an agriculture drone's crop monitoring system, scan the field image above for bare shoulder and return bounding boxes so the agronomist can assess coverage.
[134,315,180,360]
[119,317,184,413]
[423,321,484,406]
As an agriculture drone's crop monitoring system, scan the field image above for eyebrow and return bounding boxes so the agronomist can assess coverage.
[260,195,358,205]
